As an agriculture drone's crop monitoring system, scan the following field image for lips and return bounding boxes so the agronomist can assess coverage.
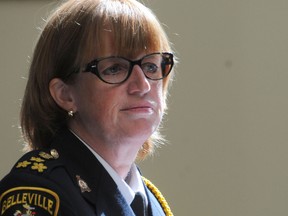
[120,101,155,113]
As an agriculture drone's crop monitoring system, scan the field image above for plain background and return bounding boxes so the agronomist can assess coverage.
[1,0,288,215]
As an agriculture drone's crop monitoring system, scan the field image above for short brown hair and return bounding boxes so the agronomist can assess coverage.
[21,0,174,159]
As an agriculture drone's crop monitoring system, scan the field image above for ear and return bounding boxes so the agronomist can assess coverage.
[49,78,76,112]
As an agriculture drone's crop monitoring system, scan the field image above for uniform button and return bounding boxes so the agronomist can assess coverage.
[50,149,59,159]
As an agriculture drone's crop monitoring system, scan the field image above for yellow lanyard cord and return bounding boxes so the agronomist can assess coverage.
[142,177,173,216]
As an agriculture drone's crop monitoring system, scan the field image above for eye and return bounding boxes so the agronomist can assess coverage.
[101,64,128,76]
[142,63,159,73]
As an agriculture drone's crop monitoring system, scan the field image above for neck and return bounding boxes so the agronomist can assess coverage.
[70,128,142,179]
[94,140,142,179]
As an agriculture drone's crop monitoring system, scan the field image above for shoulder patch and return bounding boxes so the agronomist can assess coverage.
[0,187,60,216]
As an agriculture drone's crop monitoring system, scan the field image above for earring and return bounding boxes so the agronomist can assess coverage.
[68,110,74,117]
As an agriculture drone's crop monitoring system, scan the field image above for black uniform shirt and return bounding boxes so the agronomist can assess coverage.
[0,129,172,216]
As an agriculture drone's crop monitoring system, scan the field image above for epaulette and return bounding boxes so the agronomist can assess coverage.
[12,149,60,175]
[142,176,173,216]
[0,149,61,216]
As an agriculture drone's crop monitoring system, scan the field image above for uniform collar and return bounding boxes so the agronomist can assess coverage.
[70,129,148,206]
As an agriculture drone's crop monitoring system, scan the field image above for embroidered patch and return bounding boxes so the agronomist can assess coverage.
[16,161,32,168]
[31,162,47,173]
[30,157,45,163]
[15,150,59,174]
[39,152,54,160]
[0,187,60,216]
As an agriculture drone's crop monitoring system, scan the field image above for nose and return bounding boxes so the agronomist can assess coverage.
[127,65,151,95]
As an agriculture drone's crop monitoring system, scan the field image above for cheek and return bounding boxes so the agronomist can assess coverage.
[90,89,122,122]
[153,81,166,114]
[71,79,104,116]
[75,92,117,131]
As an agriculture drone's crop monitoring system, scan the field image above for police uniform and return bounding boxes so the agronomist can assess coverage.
[0,129,172,216]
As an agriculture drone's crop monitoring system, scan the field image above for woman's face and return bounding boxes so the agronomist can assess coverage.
[68,38,165,147]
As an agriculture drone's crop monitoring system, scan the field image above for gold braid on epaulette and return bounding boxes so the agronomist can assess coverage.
[142,177,173,216]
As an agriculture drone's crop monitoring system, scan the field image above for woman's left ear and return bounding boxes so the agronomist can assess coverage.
[49,78,76,112]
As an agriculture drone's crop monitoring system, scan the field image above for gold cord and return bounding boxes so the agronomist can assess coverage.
[142,177,173,216]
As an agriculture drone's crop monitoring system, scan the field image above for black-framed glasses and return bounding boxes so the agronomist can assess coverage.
[83,52,174,84]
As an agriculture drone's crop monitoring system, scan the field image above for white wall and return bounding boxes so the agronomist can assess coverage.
[1,0,288,215]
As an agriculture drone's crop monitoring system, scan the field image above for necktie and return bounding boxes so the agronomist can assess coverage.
[131,192,146,216]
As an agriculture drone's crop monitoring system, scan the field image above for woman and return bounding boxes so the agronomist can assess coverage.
[0,0,175,215]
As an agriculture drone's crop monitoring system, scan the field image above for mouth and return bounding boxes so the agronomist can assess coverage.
[120,102,155,114]
[121,106,153,112]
